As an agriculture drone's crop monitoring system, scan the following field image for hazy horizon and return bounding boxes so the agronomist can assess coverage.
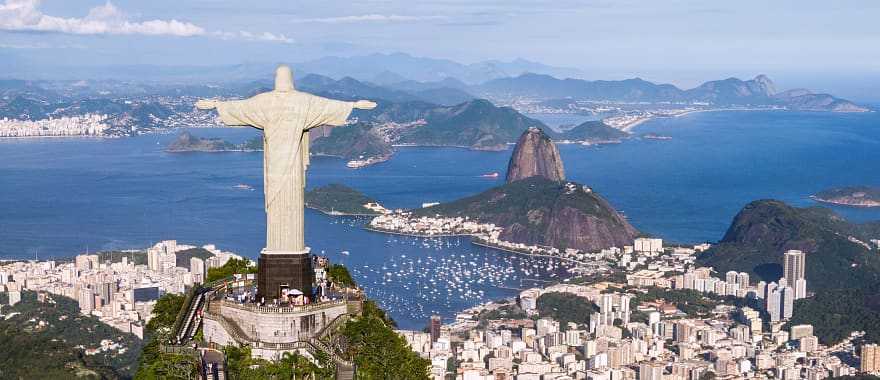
[2,0,880,100]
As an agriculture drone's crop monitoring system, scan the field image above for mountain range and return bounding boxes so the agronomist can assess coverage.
[0,52,586,85]
[311,98,627,161]
[475,73,867,111]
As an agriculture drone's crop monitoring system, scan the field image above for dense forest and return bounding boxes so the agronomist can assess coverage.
[0,291,143,379]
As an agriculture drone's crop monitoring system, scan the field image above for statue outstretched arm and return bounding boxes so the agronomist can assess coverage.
[353,100,377,110]
[303,96,376,129]
[195,99,219,110]
[196,98,264,129]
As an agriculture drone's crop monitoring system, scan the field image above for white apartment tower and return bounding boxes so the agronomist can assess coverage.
[783,250,807,298]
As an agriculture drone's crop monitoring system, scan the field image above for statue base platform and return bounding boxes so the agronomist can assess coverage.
[257,247,314,301]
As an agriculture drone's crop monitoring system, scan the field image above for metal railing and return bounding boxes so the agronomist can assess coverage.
[214,298,349,315]
[203,305,354,367]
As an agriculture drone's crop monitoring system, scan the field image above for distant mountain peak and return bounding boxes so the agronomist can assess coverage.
[751,74,777,96]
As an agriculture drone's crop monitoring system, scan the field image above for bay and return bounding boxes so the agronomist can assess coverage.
[1,109,879,328]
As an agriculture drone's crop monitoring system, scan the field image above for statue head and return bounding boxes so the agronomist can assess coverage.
[274,65,295,92]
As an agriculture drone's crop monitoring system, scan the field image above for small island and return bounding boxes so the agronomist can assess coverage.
[165,131,262,153]
[812,186,880,207]
[304,183,387,216]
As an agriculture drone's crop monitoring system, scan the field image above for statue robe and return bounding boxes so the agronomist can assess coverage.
[214,91,354,252]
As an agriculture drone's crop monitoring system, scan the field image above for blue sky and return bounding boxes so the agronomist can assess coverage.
[2,0,879,95]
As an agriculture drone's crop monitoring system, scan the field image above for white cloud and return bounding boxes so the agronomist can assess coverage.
[0,0,293,43]
[214,30,294,44]
[292,14,446,24]
[0,0,204,36]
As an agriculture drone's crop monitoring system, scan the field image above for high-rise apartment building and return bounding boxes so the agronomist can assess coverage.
[862,344,880,373]
[430,315,442,343]
[784,250,806,298]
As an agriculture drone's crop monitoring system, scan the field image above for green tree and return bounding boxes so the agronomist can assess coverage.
[327,264,357,287]
[223,345,333,379]
[146,293,185,332]
[536,292,599,328]
[135,293,197,380]
[206,258,257,283]
[341,314,430,379]
[786,287,880,345]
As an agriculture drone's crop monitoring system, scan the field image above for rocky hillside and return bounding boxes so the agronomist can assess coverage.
[506,127,565,183]
[413,176,638,252]
[697,200,880,290]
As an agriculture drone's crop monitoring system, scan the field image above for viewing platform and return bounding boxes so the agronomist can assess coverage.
[201,277,363,361]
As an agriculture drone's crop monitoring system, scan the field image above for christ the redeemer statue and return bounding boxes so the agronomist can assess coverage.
[196,65,375,299]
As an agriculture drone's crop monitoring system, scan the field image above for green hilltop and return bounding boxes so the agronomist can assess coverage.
[697,199,880,291]
[305,184,383,215]
[0,291,143,379]
[412,176,638,252]
[397,99,546,150]
[561,120,628,142]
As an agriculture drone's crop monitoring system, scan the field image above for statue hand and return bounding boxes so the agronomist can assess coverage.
[354,100,377,110]
[195,99,219,110]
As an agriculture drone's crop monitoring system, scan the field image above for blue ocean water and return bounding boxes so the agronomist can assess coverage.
[1,110,878,328]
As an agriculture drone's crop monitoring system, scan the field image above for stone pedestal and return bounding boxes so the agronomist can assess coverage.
[257,248,313,301]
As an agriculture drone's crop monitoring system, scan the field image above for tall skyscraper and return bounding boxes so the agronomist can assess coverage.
[429,315,442,342]
[795,278,807,300]
[781,286,795,320]
[736,272,750,289]
[765,282,778,301]
[767,286,782,322]
[78,286,95,314]
[784,250,806,298]
[725,271,738,285]
[639,362,665,380]
[6,281,21,306]
[147,248,161,272]
[862,343,880,373]
[619,294,632,324]
[190,257,206,284]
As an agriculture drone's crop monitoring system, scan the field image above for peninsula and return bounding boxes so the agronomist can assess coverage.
[304,184,387,216]
[812,186,880,207]
[165,131,262,153]
[370,127,639,253]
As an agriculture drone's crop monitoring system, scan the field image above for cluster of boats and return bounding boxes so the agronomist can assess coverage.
[340,235,578,327]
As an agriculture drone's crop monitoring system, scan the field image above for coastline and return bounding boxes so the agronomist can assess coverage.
[363,226,473,238]
[363,224,589,265]
[616,107,788,133]
[809,195,880,208]
[470,239,583,264]
[0,135,115,140]
[166,148,262,153]
[306,205,381,217]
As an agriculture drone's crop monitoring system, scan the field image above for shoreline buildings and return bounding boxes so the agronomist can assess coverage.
[0,240,242,337]
[395,238,847,379]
